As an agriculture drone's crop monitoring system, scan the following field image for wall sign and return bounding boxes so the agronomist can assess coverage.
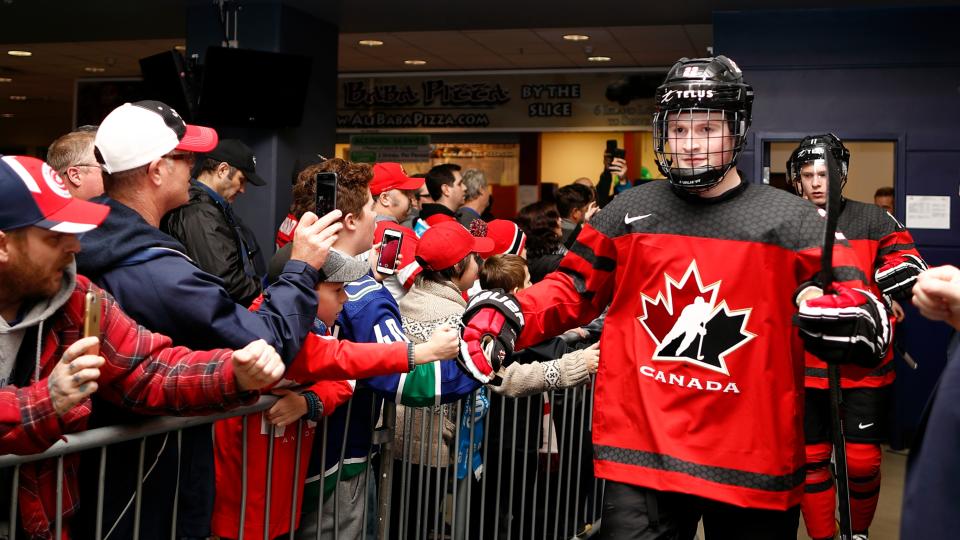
[337,71,662,132]
[348,134,431,163]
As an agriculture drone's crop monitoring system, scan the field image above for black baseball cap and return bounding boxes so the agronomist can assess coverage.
[205,139,266,186]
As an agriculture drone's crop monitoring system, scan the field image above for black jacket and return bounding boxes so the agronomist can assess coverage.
[162,181,263,307]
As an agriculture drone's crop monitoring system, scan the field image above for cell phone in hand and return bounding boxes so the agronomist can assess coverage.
[376,228,404,275]
[611,148,626,160]
[315,172,338,217]
[83,291,101,339]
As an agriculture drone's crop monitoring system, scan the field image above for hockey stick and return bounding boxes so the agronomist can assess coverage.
[820,150,854,540]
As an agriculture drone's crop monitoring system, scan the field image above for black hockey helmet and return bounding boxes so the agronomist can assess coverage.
[653,55,754,192]
[786,133,850,195]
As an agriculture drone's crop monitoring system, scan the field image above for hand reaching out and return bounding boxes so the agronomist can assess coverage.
[414,325,460,365]
[232,339,285,391]
[265,389,307,428]
[913,265,960,330]
[583,343,600,374]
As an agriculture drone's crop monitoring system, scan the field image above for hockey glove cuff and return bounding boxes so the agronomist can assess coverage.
[876,254,927,302]
[794,284,891,367]
[459,290,525,383]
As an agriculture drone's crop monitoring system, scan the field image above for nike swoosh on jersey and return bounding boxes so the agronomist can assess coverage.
[625,213,653,224]
[858,422,874,429]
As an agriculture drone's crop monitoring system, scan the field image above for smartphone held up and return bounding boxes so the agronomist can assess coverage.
[315,172,338,217]
[84,291,102,354]
[376,228,404,275]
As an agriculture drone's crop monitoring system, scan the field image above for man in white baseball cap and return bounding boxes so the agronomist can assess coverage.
[73,100,344,540]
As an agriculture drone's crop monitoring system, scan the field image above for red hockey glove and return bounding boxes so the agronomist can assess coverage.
[794,284,891,367]
[459,290,525,383]
[876,254,927,302]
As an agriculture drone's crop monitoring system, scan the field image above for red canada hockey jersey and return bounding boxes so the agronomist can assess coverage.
[804,199,924,389]
[515,181,874,510]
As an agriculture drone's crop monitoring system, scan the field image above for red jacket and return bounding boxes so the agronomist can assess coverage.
[0,276,253,539]
[515,182,876,510]
[211,336,355,539]
[211,295,407,538]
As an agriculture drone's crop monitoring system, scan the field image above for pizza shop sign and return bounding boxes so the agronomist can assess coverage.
[336,72,657,131]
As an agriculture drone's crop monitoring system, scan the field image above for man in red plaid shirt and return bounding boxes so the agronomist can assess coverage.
[0,155,286,539]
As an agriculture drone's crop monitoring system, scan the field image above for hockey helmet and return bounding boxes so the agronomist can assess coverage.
[653,55,754,192]
[786,133,850,195]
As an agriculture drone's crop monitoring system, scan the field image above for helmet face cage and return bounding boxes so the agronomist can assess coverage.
[654,107,750,192]
[652,56,754,192]
[786,135,850,195]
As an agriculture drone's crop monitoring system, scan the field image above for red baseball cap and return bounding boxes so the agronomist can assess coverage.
[416,221,494,271]
[370,162,424,196]
[0,156,109,233]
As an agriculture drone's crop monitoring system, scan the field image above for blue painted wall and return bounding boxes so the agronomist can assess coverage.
[715,6,960,447]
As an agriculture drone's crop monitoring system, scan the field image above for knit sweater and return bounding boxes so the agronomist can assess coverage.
[396,278,471,466]
[395,279,594,466]
[488,347,592,398]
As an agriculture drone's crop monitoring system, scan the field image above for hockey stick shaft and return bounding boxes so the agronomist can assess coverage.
[822,150,854,540]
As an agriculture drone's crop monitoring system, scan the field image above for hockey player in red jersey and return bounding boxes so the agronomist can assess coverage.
[459,56,892,539]
[787,134,926,540]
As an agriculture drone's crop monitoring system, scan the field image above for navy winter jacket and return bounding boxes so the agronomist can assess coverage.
[77,196,319,361]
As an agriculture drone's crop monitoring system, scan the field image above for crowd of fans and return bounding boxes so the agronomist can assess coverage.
[1,57,957,540]
[0,97,611,540]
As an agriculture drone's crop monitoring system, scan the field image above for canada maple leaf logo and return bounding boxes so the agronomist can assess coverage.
[638,260,755,375]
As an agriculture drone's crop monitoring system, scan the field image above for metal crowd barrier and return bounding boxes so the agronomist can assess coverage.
[0,379,604,540]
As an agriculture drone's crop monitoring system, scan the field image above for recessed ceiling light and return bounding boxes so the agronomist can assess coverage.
[9,95,27,101]
[404,59,427,65]
[587,56,612,62]
[0,78,11,83]
[0,113,14,118]
[84,67,106,73]
[358,39,384,47]
[7,50,32,57]
[563,34,590,41]
[174,45,186,52]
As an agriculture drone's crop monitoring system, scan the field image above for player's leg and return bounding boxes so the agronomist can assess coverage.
[596,482,700,540]
[700,498,801,540]
[801,388,838,540]
[843,386,891,538]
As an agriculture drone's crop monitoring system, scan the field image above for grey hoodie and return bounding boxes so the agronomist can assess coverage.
[0,262,77,387]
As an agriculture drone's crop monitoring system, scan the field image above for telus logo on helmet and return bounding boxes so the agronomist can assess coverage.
[660,89,716,103]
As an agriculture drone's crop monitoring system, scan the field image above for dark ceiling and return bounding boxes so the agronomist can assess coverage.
[4,0,960,42]
[1,0,958,151]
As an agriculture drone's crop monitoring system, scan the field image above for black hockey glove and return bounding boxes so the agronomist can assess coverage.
[459,290,525,383]
[793,283,891,367]
[875,254,927,301]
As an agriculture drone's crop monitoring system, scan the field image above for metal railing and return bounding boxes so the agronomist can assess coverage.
[1,379,605,540]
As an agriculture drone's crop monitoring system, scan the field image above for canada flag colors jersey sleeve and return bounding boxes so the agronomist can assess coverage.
[515,181,871,511]
[804,199,926,389]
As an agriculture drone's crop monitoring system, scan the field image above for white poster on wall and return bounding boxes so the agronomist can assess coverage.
[905,195,951,229]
